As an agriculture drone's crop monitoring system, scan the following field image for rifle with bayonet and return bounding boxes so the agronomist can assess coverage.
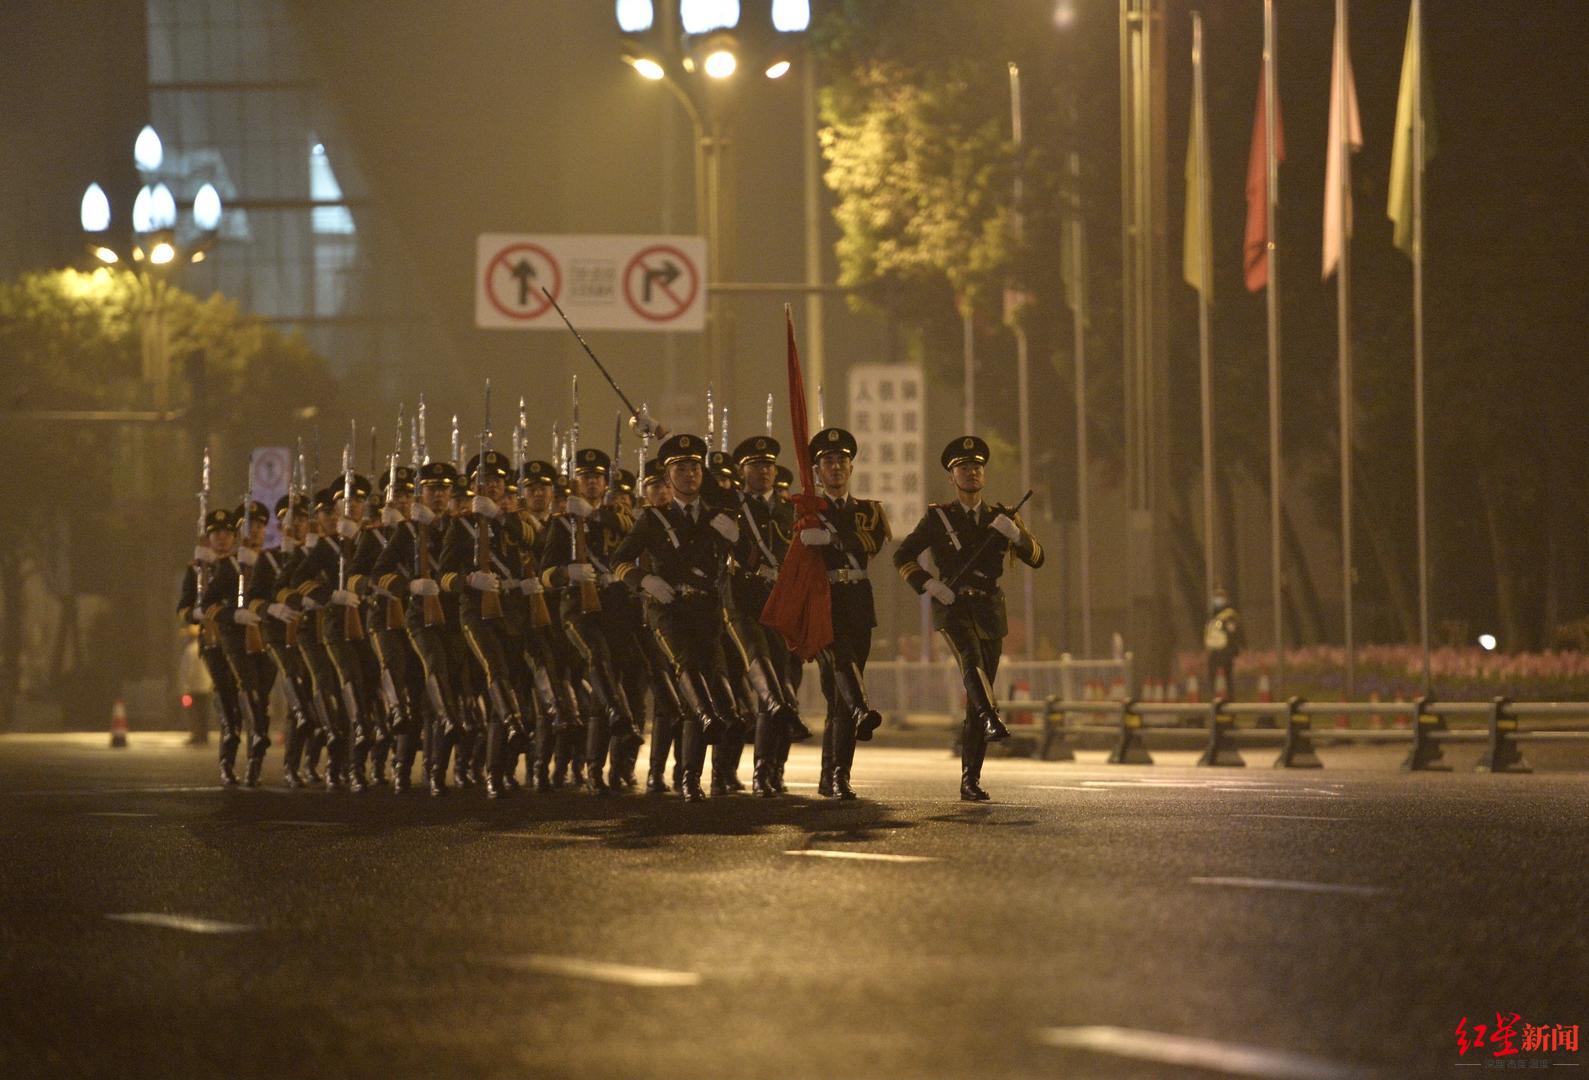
[340,421,365,641]
[413,396,444,627]
[477,381,504,620]
[569,375,601,614]
[240,453,265,655]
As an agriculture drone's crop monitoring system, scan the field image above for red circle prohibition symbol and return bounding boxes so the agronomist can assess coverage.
[622,245,699,322]
[485,243,562,320]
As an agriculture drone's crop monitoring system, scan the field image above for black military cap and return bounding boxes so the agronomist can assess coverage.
[380,465,417,494]
[574,448,611,476]
[658,432,708,466]
[234,500,269,525]
[555,477,572,497]
[466,449,512,481]
[203,507,237,534]
[312,488,337,514]
[450,477,470,499]
[942,435,991,471]
[612,468,637,494]
[707,450,736,479]
[642,457,665,485]
[418,460,458,486]
[521,459,557,486]
[274,494,311,518]
[330,473,374,500]
[809,427,858,461]
[733,435,780,466]
[774,464,793,490]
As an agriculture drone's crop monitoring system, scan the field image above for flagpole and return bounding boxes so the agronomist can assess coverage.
[1068,150,1094,658]
[1263,0,1285,695]
[1009,60,1036,660]
[1192,13,1216,620]
[1335,0,1356,699]
[1412,0,1430,694]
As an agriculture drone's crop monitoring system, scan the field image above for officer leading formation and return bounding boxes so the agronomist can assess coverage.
[182,401,1044,804]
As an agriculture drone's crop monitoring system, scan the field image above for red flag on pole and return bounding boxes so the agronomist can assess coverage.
[1244,75,1286,292]
[760,305,833,659]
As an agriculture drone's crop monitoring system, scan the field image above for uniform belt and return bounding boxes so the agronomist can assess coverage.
[956,585,999,598]
[827,567,868,584]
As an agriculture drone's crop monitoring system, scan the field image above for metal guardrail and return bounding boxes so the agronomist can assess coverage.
[988,696,1589,773]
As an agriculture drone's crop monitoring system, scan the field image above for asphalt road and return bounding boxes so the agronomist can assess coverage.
[0,733,1584,1079]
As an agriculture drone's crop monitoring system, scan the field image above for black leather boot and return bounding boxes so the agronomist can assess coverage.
[751,762,776,798]
[392,734,414,793]
[830,765,856,800]
[349,740,371,794]
[679,719,706,801]
[483,721,508,799]
[244,736,267,788]
[646,768,670,794]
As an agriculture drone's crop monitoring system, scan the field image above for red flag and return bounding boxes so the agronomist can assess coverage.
[760,306,833,659]
[1244,74,1286,292]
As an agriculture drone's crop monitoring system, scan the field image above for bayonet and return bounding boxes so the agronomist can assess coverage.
[766,392,774,437]
[450,414,460,467]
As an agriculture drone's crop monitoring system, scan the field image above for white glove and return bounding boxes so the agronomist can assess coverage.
[471,495,500,519]
[799,527,832,546]
[335,517,360,540]
[409,578,440,597]
[991,513,1020,542]
[924,578,957,605]
[631,407,663,438]
[468,570,499,592]
[519,577,544,596]
[381,505,403,526]
[280,535,299,554]
[641,574,676,604]
[411,502,435,525]
[233,607,260,626]
[193,545,215,564]
[709,514,740,544]
[330,589,359,607]
[236,547,258,567]
[565,563,593,584]
[267,603,297,623]
[304,533,322,550]
[565,495,594,519]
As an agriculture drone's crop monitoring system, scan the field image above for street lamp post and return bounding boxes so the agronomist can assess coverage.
[616,0,810,412]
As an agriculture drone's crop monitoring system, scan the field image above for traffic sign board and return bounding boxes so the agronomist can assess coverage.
[476,234,706,332]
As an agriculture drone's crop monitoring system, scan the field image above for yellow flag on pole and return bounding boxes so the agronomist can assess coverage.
[1388,0,1435,256]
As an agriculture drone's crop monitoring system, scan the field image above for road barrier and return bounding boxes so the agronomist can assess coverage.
[988,695,1589,773]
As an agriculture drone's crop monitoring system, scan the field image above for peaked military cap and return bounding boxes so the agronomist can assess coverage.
[658,432,708,466]
[312,488,337,514]
[942,435,991,471]
[774,464,793,490]
[466,449,512,481]
[612,468,637,494]
[330,473,373,500]
[574,448,611,476]
[520,459,555,486]
[642,457,665,484]
[707,450,735,478]
[274,494,311,518]
[809,427,857,460]
[418,460,458,486]
[732,435,780,466]
[380,465,418,493]
[203,507,237,534]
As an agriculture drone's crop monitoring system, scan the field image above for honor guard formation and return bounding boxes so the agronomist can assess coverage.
[181,385,1043,804]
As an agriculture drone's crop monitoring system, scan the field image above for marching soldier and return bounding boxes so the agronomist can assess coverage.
[179,509,249,784]
[726,435,810,797]
[249,494,321,787]
[893,436,1044,801]
[803,426,891,799]
[538,448,643,794]
[437,449,538,798]
[200,506,274,786]
[610,433,742,801]
[634,458,686,793]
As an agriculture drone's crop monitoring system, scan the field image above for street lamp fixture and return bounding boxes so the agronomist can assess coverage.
[703,47,737,79]
[625,53,667,80]
[93,246,119,264]
[764,59,791,80]
[81,183,112,233]
[149,241,176,265]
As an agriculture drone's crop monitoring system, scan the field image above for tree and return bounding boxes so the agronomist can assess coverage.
[0,267,341,729]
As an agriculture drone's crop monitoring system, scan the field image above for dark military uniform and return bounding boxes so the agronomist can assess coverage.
[894,436,1044,800]
[610,433,741,801]
[248,495,322,786]
[181,509,251,783]
[806,427,892,799]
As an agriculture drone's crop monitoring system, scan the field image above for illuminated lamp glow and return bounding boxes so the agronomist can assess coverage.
[703,48,737,79]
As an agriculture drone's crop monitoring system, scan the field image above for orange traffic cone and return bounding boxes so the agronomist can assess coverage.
[1369,690,1384,729]
[1257,673,1273,703]
[1186,674,1201,703]
[110,700,129,749]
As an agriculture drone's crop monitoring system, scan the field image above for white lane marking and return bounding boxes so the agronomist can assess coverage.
[487,954,700,987]
[784,781,820,788]
[493,832,601,842]
[106,913,256,934]
[1034,1025,1369,1080]
[85,811,157,818]
[1189,876,1390,898]
[784,849,939,863]
[3,786,220,797]
[260,820,339,828]
[1232,813,1351,822]
[1024,785,1115,792]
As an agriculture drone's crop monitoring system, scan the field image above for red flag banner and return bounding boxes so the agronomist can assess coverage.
[1244,75,1286,292]
[760,306,834,659]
